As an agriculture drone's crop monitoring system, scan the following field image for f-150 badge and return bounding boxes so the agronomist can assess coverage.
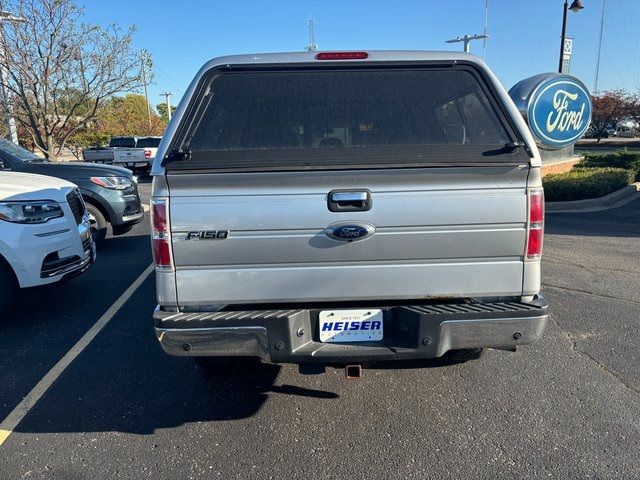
[185,230,228,240]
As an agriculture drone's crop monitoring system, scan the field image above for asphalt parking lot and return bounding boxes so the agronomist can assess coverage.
[1,179,639,480]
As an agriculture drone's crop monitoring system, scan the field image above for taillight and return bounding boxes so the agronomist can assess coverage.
[145,149,152,159]
[151,198,172,269]
[315,51,369,60]
[526,188,544,260]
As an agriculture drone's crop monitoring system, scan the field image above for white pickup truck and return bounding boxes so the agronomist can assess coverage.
[83,136,162,173]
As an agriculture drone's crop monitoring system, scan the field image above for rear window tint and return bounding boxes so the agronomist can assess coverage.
[170,67,520,171]
[136,137,161,148]
[110,137,136,148]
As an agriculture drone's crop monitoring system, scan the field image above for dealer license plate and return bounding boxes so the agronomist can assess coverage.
[319,309,383,343]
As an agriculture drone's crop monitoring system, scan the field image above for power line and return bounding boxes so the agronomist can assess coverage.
[593,0,606,92]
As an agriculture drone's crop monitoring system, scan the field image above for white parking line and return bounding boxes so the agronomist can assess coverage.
[0,262,155,448]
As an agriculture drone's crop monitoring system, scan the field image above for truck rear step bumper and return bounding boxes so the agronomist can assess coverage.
[154,296,549,364]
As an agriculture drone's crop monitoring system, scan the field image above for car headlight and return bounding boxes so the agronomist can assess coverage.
[90,176,133,190]
[0,201,63,223]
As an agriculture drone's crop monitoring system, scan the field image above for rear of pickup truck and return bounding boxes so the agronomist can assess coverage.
[151,51,548,371]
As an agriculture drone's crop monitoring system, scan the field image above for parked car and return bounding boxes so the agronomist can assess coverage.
[0,137,143,243]
[584,124,617,139]
[151,51,549,377]
[0,171,95,314]
[83,136,162,174]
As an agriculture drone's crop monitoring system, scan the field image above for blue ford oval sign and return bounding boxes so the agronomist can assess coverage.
[325,222,375,242]
[509,74,592,150]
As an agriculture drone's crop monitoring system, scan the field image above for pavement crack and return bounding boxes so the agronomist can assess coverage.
[550,313,639,395]
[543,282,640,305]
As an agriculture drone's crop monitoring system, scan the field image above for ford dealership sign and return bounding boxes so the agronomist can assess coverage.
[509,74,591,150]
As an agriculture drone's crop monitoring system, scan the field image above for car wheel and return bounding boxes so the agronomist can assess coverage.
[86,203,108,244]
[0,263,16,315]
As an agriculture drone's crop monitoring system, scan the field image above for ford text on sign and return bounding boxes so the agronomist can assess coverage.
[509,73,592,150]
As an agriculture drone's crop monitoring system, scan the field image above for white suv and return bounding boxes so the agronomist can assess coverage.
[0,171,95,313]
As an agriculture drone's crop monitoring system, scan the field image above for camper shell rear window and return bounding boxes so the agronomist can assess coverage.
[165,63,528,172]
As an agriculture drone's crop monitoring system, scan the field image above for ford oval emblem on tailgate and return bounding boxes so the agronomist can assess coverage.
[325,222,375,242]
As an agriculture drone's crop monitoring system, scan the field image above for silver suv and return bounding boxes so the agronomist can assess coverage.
[150,51,548,375]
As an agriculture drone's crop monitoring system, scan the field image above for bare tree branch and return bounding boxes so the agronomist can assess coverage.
[0,0,145,158]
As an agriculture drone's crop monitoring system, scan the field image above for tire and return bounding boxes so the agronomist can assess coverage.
[86,202,108,244]
[194,356,261,372]
[0,262,16,315]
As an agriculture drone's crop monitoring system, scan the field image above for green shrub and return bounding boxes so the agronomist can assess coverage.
[577,150,640,180]
[544,167,635,202]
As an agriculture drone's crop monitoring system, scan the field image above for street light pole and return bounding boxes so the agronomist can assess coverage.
[558,1,569,73]
[0,11,26,144]
[558,0,584,74]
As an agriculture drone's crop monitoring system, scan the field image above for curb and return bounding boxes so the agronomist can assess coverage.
[546,182,640,213]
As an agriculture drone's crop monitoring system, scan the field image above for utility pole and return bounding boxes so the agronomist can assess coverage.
[305,17,318,52]
[0,11,26,145]
[140,50,152,131]
[594,0,606,92]
[160,92,173,122]
[445,34,488,53]
[482,0,489,59]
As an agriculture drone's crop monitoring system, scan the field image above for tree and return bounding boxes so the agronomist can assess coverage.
[0,0,147,158]
[589,90,631,143]
[65,94,165,158]
[156,102,176,122]
[99,94,164,137]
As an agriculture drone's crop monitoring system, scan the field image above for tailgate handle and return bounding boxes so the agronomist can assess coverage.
[328,190,371,212]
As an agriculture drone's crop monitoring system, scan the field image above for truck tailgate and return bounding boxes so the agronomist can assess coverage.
[113,149,145,164]
[167,165,528,306]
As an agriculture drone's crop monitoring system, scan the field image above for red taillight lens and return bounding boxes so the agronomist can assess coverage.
[529,189,544,224]
[152,238,172,267]
[152,202,167,232]
[151,199,172,269]
[145,149,152,159]
[315,51,369,60]
[527,229,543,258]
[526,188,544,259]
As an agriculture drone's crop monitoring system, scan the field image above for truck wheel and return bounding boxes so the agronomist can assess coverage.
[0,263,16,315]
[194,356,260,372]
[86,203,108,244]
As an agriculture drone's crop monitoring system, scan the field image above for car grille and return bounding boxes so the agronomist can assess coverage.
[66,189,86,225]
[82,236,92,252]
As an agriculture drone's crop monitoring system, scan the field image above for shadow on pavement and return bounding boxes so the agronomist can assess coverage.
[10,275,479,434]
[11,278,339,434]
[546,197,640,238]
[0,234,152,421]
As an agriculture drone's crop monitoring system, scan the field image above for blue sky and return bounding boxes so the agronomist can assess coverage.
[82,0,640,110]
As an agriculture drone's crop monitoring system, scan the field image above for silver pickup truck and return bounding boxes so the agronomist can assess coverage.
[150,51,549,377]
